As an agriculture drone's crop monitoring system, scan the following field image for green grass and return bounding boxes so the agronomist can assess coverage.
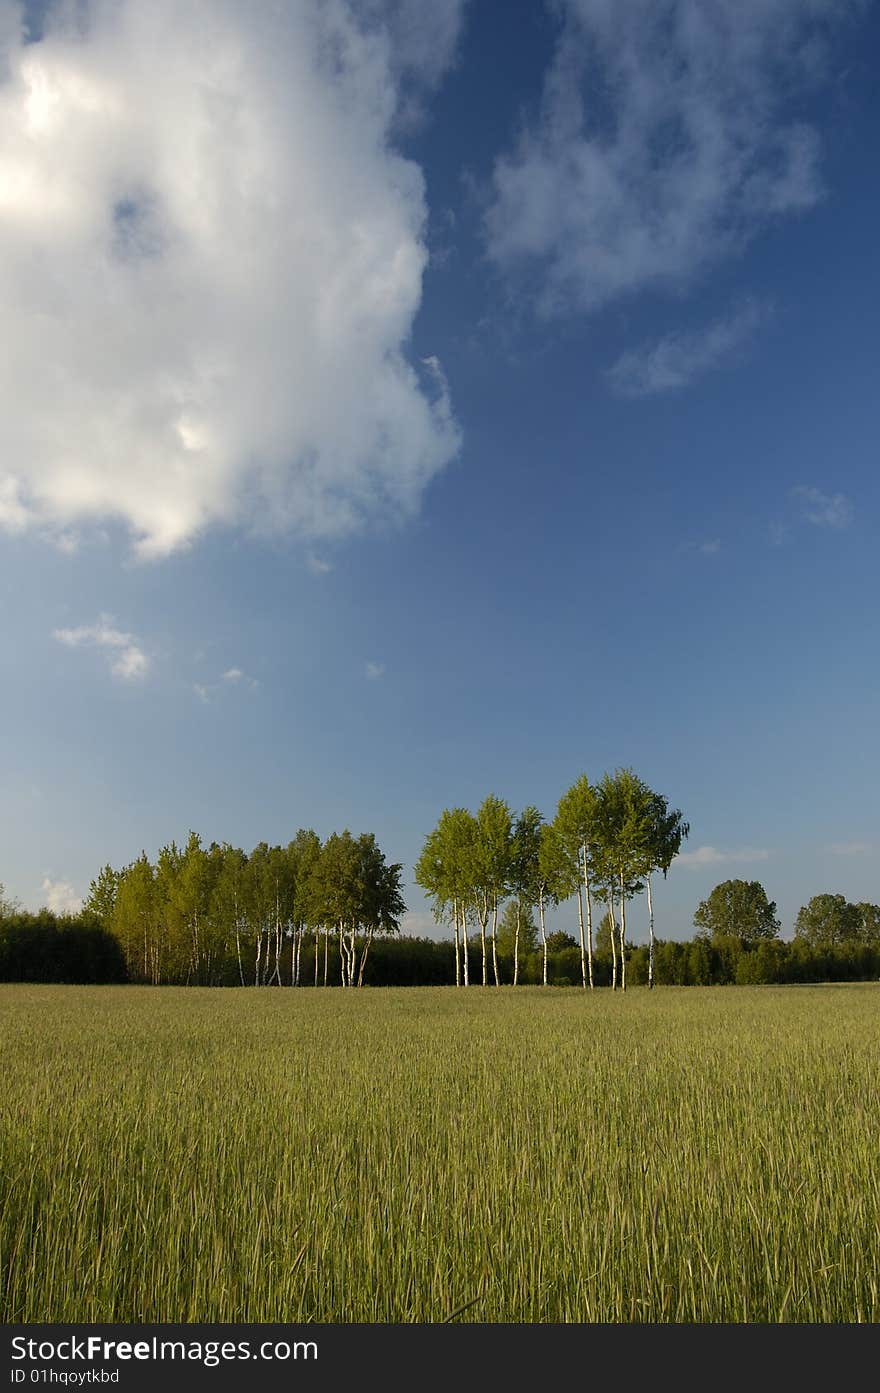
[1,983,878,1322]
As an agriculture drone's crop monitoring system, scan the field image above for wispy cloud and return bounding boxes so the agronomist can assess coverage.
[793,486,854,530]
[607,301,768,397]
[306,554,334,575]
[486,1,856,317]
[41,877,82,915]
[673,845,771,871]
[53,614,150,681]
[194,666,259,701]
[365,661,385,681]
[698,539,722,556]
[824,841,870,857]
[0,1,461,558]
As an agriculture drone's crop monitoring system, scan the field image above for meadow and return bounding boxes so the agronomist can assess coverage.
[1,983,878,1323]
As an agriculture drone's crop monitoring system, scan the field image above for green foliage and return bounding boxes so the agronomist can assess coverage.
[794,893,868,948]
[495,900,538,957]
[0,911,127,983]
[693,879,781,945]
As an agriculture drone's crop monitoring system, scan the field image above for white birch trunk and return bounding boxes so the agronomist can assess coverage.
[607,890,618,991]
[647,874,655,990]
[453,899,461,988]
[576,884,587,990]
[513,899,520,988]
[582,846,594,990]
[619,870,628,992]
[539,888,548,987]
[491,893,500,987]
[460,904,470,986]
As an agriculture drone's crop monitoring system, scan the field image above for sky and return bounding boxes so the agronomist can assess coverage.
[1,0,878,940]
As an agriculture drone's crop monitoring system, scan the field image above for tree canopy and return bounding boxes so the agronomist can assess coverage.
[694,879,781,944]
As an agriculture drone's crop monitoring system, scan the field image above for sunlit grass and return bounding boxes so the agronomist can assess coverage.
[1,983,878,1322]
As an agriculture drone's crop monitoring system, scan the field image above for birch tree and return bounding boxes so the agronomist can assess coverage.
[554,776,600,990]
[594,770,650,992]
[509,806,544,987]
[643,792,689,989]
[472,795,514,987]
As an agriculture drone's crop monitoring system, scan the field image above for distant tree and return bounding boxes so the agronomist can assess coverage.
[496,900,538,960]
[82,865,120,927]
[544,929,578,952]
[508,806,544,986]
[642,791,689,989]
[694,879,781,945]
[0,882,21,917]
[794,893,862,948]
[536,824,568,987]
[855,903,880,945]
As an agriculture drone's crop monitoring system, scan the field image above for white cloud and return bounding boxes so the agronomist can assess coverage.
[306,553,334,575]
[486,0,857,316]
[607,301,768,397]
[0,0,461,558]
[195,666,258,700]
[699,539,721,556]
[673,845,771,871]
[793,486,854,530]
[42,876,82,915]
[53,613,150,680]
[365,660,385,679]
[824,841,870,857]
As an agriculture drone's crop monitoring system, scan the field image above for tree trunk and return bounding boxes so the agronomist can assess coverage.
[576,885,587,990]
[479,907,488,987]
[607,890,618,991]
[619,871,628,992]
[582,845,594,990]
[357,928,374,987]
[453,899,461,988]
[235,917,245,988]
[323,926,329,986]
[513,899,520,988]
[539,888,548,987]
[460,905,470,986]
[491,893,500,987]
[647,874,655,990]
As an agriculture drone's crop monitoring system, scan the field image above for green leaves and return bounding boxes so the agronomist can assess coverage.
[694,879,781,945]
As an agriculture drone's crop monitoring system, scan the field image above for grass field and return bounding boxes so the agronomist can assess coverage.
[1,983,878,1323]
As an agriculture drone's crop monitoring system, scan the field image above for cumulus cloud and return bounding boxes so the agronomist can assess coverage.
[0,0,462,557]
[53,614,150,679]
[793,486,854,530]
[607,301,768,397]
[486,0,857,316]
[365,660,385,679]
[42,876,83,914]
[673,845,770,870]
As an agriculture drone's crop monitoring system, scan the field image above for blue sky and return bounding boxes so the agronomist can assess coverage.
[1,0,877,939]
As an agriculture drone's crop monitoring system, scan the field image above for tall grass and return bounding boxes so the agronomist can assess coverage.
[1,984,878,1322]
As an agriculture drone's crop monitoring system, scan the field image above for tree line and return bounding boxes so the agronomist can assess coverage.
[415,768,689,991]
[79,829,405,986]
